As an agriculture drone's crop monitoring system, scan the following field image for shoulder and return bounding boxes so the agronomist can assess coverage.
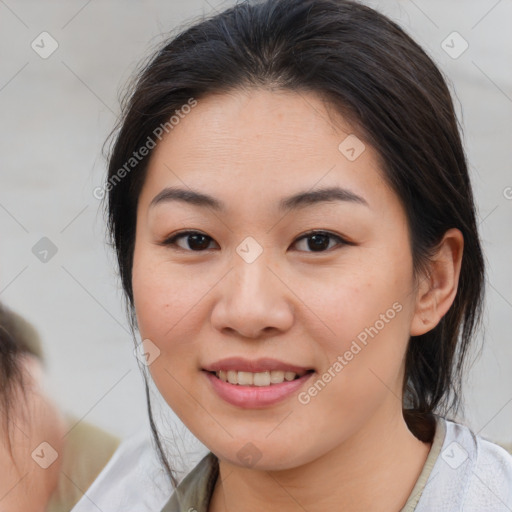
[444,418,512,477]
[48,417,120,511]
[415,416,512,511]
[70,429,174,512]
[460,421,512,509]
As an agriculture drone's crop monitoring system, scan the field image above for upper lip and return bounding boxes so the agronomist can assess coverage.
[203,357,313,376]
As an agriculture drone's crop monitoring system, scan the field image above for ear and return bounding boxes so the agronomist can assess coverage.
[410,228,464,336]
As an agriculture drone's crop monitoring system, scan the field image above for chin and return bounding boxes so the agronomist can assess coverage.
[209,437,319,472]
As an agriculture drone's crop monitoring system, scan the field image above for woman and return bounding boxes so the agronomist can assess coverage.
[76,0,512,510]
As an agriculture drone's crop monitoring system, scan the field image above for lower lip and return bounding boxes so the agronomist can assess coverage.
[203,370,314,409]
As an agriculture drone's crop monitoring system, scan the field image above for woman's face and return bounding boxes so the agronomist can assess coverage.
[132,88,421,469]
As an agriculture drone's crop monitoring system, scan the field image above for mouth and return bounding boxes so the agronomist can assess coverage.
[206,369,313,386]
[201,358,315,408]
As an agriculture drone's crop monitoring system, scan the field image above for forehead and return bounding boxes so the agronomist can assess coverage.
[151,88,354,163]
[140,88,394,215]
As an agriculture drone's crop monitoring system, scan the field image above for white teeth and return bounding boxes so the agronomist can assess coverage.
[284,371,296,381]
[253,371,270,386]
[215,370,300,385]
[270,370,285,383]
[237,371,254,386]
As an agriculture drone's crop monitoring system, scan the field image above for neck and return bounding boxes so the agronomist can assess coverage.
[209,407,432,512]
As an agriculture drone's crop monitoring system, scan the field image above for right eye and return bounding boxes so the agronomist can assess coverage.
[160,230,219,251]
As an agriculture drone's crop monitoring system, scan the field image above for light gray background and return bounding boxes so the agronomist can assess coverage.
[1,0,511,447]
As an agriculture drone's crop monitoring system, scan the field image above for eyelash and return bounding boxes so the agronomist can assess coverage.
[160,230,351,253]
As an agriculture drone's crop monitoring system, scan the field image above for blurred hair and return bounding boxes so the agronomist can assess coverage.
[0,303,42,453]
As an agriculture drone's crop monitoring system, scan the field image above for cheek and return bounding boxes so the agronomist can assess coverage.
[131,246,221,409]
[319,264,410,348]
[131,253,206,416]
[312,252,414,397]
[132,244,205,341]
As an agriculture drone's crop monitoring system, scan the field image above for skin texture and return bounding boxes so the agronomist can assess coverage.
[132,88,463,511]
[0,355,66,512]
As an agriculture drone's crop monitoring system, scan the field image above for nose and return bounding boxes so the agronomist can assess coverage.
[210,252,295,339]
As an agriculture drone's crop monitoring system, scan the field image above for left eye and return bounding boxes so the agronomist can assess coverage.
[292,231,347,252]
[161,230,348,253]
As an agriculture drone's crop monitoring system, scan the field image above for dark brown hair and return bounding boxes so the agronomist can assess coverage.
[103,0,485,484]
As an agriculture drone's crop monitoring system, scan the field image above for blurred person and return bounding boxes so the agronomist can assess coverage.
[0,303,120,511]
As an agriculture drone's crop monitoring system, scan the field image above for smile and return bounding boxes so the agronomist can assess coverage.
[202,359,315,408]
[213,369,308,386]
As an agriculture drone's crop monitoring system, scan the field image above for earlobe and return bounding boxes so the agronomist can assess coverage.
[410,228,464,336]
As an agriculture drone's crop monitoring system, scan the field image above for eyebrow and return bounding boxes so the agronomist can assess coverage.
[149,185,368,212]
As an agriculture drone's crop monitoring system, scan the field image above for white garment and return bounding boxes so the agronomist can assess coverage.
[415,419,512,511]
[71,417,512,511]
[70,430,174,512]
